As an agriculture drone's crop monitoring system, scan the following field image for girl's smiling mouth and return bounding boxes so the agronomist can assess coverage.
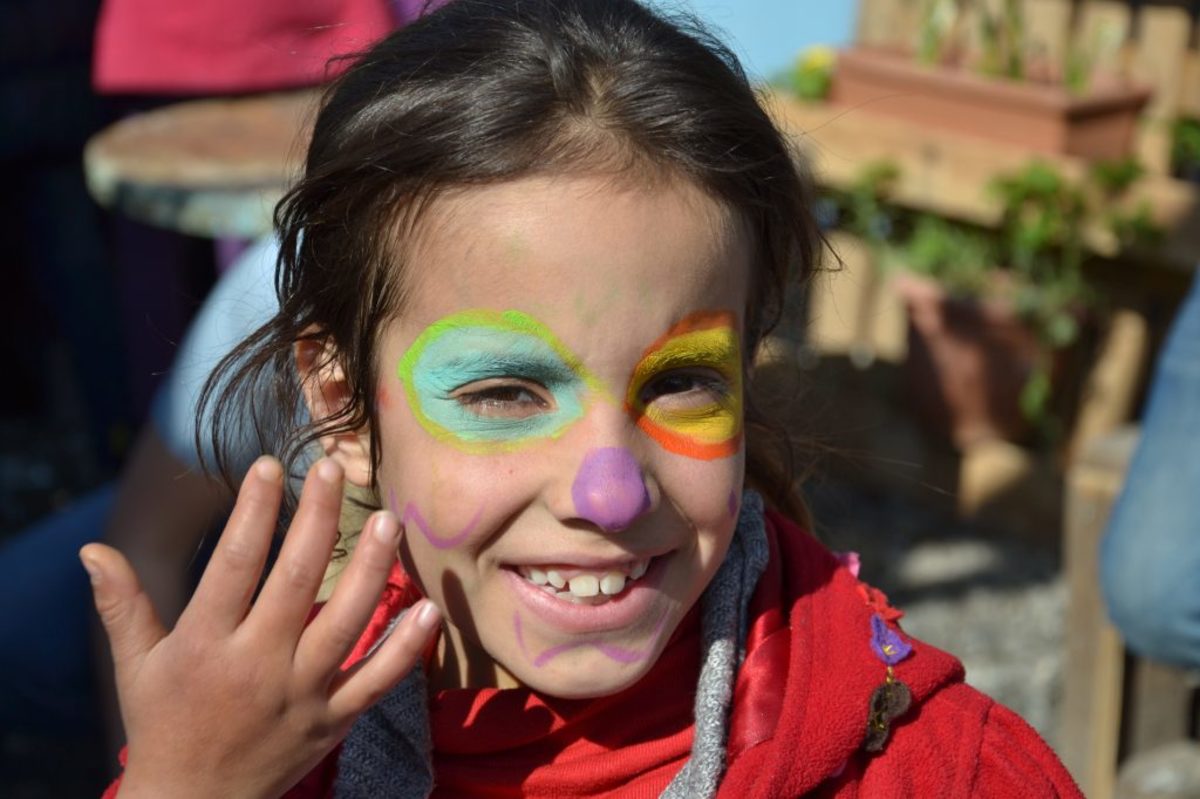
[503,553,671,636]
[514,556,653,604]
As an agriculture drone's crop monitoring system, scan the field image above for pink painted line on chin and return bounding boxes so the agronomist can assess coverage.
[388,487,482,549]
[519,610,672,668]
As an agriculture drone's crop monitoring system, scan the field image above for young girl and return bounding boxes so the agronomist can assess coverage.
[81,1,1083,796]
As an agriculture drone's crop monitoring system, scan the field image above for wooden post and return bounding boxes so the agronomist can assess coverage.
[1060,427,1138,799]
[856,0,925,50]
[1125,659,1199,756]
[1132,7,1194,174]
[1065,308,1149,466]
[1023,0,1075,68]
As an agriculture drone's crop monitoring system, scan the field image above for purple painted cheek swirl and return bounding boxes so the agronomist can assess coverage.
[570,447,650,532]
[514,611,670,668]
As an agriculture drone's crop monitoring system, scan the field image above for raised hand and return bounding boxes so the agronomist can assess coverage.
[81,456,441,799]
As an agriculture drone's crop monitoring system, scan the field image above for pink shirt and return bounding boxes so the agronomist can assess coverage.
[93,0,396,94]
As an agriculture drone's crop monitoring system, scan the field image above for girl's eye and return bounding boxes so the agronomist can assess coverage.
[454,379,553,418]
[639,369,731,408]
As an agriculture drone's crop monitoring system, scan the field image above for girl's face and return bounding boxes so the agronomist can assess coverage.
[367,173,751,698]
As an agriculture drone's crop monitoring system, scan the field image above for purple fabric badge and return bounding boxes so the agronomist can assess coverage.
[869,614,912,666]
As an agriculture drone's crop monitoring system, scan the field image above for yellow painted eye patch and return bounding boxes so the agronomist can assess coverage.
[623,310,743,460]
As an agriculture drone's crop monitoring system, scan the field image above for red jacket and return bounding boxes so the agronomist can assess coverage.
[715,511,1081,797]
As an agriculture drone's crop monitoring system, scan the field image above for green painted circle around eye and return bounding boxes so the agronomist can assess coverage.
[395,310,603,453]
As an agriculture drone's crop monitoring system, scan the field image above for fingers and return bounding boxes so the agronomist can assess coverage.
[294,510,403,684]
[81,543,167,674]
[184,456,284,634]
[328,599,441,717]
[246,458,345,642]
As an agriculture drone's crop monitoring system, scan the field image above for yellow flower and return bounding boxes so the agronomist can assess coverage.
[800,45,835,73]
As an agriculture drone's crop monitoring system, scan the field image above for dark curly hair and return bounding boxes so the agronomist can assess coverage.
[199,0,822,523]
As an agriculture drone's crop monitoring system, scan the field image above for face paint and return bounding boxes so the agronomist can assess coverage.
[389,488,482,550]
[397,309,604,453]
[624,310,743,460]
[571,447,650,532]
[514,611,670,667]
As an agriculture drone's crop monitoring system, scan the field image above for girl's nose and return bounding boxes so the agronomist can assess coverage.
[570,447,650,532]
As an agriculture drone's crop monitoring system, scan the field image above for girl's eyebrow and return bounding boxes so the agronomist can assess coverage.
[644,337,738,366]
[634,331,740,375]
[426,350,581,382]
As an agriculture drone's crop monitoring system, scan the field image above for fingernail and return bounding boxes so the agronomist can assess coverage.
[316,458,342,483]
[254,457,283,482]
[79,552,101,585]
[414,600,442,630]
[372,511,400,544]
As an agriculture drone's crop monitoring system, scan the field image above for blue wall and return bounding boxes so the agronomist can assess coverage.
[645,1,857,80]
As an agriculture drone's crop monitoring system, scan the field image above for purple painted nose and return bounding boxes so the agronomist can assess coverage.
[571,447,650,532]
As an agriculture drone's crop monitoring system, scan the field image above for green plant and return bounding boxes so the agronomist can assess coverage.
[917,0,959,66]
[1062,18,1126,95]
[788,45,835,101]
[894,158,1160,428]
[1086,156,1162,250]
[825,153,1160,435]
[839,159,901,246]
[919,0,1027,75]
[915,0,1125,94]
[977,0,1025,80]
[986,158,1164,351]
[1170,117,1200,176]
[903,215,994,295]
[989,162,1087,306]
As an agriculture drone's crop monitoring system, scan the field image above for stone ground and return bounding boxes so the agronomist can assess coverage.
[0,409,1068,796]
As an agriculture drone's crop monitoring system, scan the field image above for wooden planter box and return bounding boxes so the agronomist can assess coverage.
[892,271,1041,448]
[892,271,1090,450]
[830,47,1152,160]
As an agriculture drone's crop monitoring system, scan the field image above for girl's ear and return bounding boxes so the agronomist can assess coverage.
[295,335,373,488]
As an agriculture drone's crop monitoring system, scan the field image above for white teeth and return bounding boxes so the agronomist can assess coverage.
[568,574,600,597]
[519,557,655,600]
[599,572,626,596]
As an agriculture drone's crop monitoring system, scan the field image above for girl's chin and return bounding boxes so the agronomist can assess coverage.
[507,655,657,699]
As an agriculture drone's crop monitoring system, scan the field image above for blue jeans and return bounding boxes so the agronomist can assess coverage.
[1100,273,1200,669]
[0,485,114,733]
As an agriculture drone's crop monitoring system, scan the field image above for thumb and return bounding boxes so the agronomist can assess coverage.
[80,543,167,671]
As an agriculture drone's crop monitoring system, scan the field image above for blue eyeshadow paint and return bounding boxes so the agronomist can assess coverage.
[396,309,604,453]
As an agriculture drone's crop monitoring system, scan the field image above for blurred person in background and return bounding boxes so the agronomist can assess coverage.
[0,0,431,782]
[0,237,278,761]
[0,0,125,475]
[1101,272,1200,671]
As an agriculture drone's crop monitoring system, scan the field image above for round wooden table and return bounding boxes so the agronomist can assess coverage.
[84,90,320,238]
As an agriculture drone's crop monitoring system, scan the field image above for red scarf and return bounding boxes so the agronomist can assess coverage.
[428,608,701,798]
